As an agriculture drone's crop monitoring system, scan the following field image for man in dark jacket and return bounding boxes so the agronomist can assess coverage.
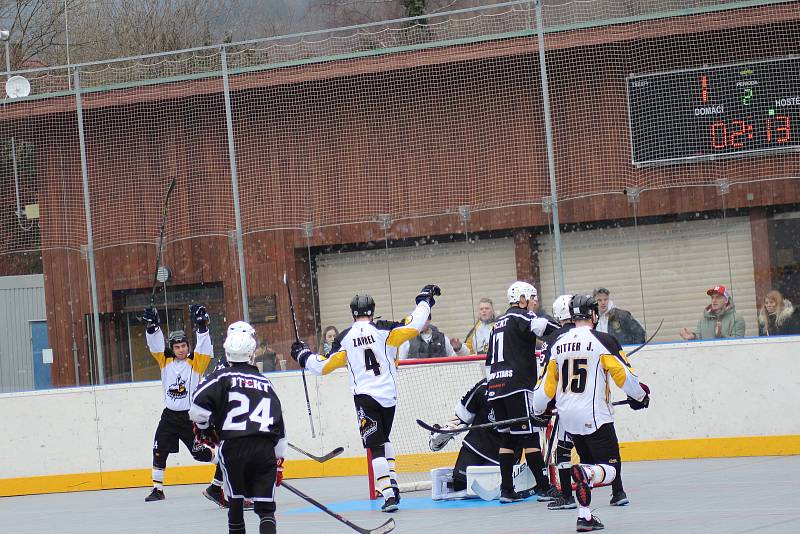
[399,315,468,359]
[593,288,645,346]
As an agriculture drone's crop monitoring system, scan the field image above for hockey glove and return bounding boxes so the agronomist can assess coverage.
[141,307,160,333]
[627,382,650,411]
[415,284,442,307]
[192,422,220,447]
[428,418,464,451]
[189,304,210,333]
[290,341,313,368]
[276,457,284,487]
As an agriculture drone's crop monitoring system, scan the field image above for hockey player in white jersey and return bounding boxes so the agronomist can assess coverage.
[290,284,439,512]
[141,304,215,502]
[533,295,650,532]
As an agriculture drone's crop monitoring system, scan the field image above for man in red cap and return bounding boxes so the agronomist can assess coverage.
[680,285,746,340]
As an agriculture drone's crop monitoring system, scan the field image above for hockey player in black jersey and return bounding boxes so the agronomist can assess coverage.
[533,295,650,532]
[142,304,215,502]
[485,281,560,503]
[190,329,287,534]
[202,321,257,509]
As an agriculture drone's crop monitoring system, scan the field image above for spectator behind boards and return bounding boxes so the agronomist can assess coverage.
[460,297,496,355]
[758,290,800,336]
[592,288,646,345]
[399,314,469,359]
[680,284,746,340]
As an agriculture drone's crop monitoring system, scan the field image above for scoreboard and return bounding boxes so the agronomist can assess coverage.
[627,57,800,165]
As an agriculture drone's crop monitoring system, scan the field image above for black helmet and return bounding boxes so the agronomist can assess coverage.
[569,295,598,321]
[168,330,189,348]
[350,294,375,318]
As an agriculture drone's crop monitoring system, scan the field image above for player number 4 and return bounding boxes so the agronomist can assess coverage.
[364,349,381,376]
[222,392,275,431]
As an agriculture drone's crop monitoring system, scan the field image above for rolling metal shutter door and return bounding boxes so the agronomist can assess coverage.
[316,238,517,344]
[537,217,757,342]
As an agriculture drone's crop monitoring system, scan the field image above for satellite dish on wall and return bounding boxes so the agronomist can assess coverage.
[5,75,31,98]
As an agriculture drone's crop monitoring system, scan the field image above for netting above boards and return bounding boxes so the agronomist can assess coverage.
[1,0,798,258]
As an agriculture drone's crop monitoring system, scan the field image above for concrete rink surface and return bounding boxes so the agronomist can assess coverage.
[1,456,797,534]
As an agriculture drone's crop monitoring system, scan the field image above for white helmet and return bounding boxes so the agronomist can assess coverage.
[227,320,255,338]
[224,331,257,363]
[507,281,537,305]
[552,294,573,322]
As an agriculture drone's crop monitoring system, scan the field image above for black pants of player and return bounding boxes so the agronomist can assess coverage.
[218,436,278,534]
[452,446,496,492]
[152,408,213,467]
[569,422,622,491]
[353,394,395,449]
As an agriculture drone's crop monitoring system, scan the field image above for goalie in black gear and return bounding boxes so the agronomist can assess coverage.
[429,379,527,499]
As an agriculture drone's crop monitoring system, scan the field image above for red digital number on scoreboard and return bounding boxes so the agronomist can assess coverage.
[710,115,790,150]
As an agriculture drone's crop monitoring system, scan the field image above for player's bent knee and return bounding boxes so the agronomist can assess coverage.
[152,450,168,469]
[370,444,386,459]
[254,500,276,515]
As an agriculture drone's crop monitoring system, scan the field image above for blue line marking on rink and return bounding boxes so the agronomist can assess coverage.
[284,497,506,515]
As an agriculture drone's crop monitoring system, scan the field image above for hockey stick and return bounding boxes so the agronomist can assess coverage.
[288,442,344,463]
[281,482,395,534]
[417,400,631,436]
[625,318,663,358]
[149,177,177,308]
[283,272,316,438]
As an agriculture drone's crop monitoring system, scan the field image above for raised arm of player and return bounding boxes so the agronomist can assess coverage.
[142,307,168,368]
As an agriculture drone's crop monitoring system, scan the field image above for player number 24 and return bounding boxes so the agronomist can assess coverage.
[561,358,588,393]
[222,392,275,431]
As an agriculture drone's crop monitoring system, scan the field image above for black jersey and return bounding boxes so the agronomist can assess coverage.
[485,305,559,399]
[456,379,501,462]
[540,322,576,369]
[190,362,285,444]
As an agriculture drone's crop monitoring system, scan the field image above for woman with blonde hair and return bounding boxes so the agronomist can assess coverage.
[758,290,800,336]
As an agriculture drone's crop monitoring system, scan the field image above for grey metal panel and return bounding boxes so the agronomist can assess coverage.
[0,275,46,393]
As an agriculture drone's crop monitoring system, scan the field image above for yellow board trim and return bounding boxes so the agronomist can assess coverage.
[2,435,799,497]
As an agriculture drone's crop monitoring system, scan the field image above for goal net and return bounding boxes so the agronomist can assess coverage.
[387,355,488,495]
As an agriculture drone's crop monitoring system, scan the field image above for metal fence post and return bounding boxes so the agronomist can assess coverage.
[73,67,105,384]
[220,46,250,322]
[535,0,565,295]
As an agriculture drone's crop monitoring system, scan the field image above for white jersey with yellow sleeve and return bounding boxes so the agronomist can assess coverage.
[146,328,213,412]
[304,301,430,407]
[533,325,646,436]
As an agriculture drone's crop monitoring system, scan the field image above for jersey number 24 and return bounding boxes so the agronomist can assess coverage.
[222,392,275,431]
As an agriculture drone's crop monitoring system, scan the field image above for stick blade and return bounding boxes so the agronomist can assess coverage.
[366,518,395,534]
[416,419,439,433]
[320,446,345,462]
[283,272,288,285]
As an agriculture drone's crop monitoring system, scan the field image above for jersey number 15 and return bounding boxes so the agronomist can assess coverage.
[561,358,588,393]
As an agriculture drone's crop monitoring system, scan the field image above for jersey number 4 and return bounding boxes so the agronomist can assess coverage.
[561,358,588,393]
[364,349,381,376]
[222,392,275,431]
